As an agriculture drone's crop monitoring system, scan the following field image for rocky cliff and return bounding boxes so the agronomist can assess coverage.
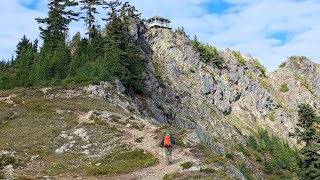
[128,22,320,153]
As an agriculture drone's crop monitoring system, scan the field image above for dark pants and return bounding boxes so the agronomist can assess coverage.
[165,146,173,165]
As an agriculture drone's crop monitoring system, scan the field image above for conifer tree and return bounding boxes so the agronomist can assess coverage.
[80,0,102,40]
[296,104,318,145]
[36,0,79,46]
[296,104,320,180]
[34,0,79,84]
[15,35,32,60]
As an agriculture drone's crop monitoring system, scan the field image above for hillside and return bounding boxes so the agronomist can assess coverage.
[1,0,320,179]
[1,22,319,179]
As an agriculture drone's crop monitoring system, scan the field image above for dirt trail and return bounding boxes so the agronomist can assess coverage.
[105,119,197,180]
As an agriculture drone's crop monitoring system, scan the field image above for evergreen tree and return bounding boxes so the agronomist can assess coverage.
[80,0,102,40]
[102,0,122,23]
[34,0,79,84]
[15,35,32,60]
[101,1,145,93]
[36,0,79,46]
[296,103,320,180]
[175,26,189,38]
[296,104,318,145]
[88,29,104,60]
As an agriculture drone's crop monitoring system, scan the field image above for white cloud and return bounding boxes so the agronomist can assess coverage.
[1,0,319,72]
[128,0,320,71]
[0,0,46,60]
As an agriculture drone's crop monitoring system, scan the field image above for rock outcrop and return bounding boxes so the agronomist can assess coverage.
[128,22,320,151]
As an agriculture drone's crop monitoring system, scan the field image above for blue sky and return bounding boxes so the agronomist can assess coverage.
[20,0,42,10]
[1,0,320,71]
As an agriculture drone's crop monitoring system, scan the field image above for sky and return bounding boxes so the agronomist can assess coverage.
[1,0,320,71]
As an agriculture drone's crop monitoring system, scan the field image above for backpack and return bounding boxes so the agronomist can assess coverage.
[163,134,172,147]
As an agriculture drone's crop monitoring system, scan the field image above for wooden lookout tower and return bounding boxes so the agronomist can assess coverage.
[146,15,172,29]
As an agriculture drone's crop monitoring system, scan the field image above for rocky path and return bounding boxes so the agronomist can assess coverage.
[103,117,198,180]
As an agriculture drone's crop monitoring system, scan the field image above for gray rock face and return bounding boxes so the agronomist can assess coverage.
[129,24,320,149]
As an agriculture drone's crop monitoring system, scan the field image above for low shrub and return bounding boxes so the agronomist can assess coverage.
[253,59,266,76]
[280,83,289,92]
[269,111,276,122]
[232,50,246,65]
[192,36,224,68]
[260,77,270,90]
[190,67,196,73]
[246,71,254,79]
[279,62,286,68]
[180,161,193,169]
[0,155,18,168]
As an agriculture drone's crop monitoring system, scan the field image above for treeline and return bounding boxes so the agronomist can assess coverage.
[0,0,145,94]
[240,103,320,179]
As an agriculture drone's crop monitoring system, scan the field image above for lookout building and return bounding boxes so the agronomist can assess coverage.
[146,15,172,29]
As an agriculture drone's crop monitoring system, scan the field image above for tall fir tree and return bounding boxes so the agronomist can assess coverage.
[80,0,102,40]
[296,104,320,180]
[36,0,79,46]
[34,0,79,84]
[101,1,145,93]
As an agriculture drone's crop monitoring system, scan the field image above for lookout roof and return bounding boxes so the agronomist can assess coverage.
[149,15,170,21]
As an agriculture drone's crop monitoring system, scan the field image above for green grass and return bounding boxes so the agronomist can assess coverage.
[86,149,158,175]
[164,169,232,180]
[239,163,254,180]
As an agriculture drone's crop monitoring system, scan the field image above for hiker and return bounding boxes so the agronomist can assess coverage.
[161,130,176,165]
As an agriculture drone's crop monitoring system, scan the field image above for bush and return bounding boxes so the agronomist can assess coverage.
[192,36,224,68]
[180,161,193,169]
[246,71,254,79]
[190,67,196,73]
[226,152,234,160]
[248,135,258,150]
[269,111,276,122]
[280,83,289,92]
[232,51,246,65]
[263,161,273,173]
[256,155,262,162]
[260,77,270,90]
[200,168,216,174]
[279,62,286,68]
[253,59,266,76]
[0,155,18,168]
